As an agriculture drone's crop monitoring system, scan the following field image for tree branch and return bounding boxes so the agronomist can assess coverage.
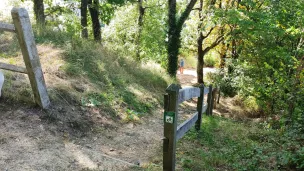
[176,0,198,31]
[202,27,215,39]
[192,8,201,11]
[202,34,224,54]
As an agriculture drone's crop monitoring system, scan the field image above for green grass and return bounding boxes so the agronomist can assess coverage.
[60,38,170,118]
[171,116,304,171]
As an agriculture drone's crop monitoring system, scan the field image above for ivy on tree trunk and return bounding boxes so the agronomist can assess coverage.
[167,0,197,77]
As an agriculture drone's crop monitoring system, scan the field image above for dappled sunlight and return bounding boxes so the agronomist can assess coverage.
[65,142,98,169]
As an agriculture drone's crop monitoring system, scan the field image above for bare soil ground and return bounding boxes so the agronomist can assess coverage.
[0,98,164,171]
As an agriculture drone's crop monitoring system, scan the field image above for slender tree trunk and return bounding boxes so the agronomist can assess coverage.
[197,32,205,83]
[81,0,88,39]
[136,0,145,60]
[197,0,204,83]
[231,38,238,59]
[219,42,227,68]
[33,0,45,26]
[167,0,177,76]
[167,0,197,76]
[88,0,101,41]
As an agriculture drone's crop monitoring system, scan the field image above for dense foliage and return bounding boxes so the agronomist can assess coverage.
[211,0,304,125]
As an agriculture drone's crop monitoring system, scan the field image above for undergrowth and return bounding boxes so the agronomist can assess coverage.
[174,116,304,171]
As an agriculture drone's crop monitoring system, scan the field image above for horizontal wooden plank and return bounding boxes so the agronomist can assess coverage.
[0,22,16,33]
[202,104,208,113]
[204,87,209,95]
[178,87,200,104]
[0,62,27,74]
[176,112,198,141]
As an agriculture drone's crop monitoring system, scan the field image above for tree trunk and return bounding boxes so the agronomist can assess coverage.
[33,0,45,26]
[136,0,145,60]
[167,0,197,77]
[197,32,204,83]
[88,0,101,41]
[231,38,238,59]
[219,43,227,68]
[197,0,204,83]
[167,31,181,76]
[81,0,88,39]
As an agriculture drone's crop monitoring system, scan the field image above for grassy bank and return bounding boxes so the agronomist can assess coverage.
[1,28,173,123]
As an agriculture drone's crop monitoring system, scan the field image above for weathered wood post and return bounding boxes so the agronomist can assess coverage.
[213,87,218,109]
[195,84,204,130]
[217,87,221,104]
[210,88,216,115]
[11,8,50,109]
[163,84,180,171]
[206,84,213,115]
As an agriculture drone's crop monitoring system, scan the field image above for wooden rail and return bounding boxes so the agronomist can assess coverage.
[0,62,27,74]
[163,84,219,171]
[0,22,16,33]
[176,111,198,141]
[0,8,50,109]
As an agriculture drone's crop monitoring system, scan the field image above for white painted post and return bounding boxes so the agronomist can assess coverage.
[11,8,50,109]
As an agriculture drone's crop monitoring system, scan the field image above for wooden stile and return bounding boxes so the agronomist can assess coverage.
[0,8,50,109]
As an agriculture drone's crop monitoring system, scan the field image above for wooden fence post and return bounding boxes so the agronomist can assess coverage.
[11,8,50,109]
[213,87,218,109]
[195,84,204,130]
[206,84,213,115]
[210,88,216,115]
[217,87,221,104]
[163,84,180,171]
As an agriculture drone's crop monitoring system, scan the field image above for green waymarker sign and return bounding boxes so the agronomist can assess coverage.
[164,111,175,124]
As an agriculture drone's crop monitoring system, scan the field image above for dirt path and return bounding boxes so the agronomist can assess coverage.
[176,68,216,86]
[0,68,218,171]
[0,98,166,170]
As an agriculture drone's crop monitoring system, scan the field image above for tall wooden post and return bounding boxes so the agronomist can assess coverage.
[206,84,213,115]
[195,84,204,130]
[11,8,50,109]
[163,84,180,171]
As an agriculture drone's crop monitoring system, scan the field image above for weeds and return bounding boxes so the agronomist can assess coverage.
[173,116,304,170]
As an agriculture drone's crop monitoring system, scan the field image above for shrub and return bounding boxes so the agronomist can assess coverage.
[206,70,238,97]
[204,52,220,67]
